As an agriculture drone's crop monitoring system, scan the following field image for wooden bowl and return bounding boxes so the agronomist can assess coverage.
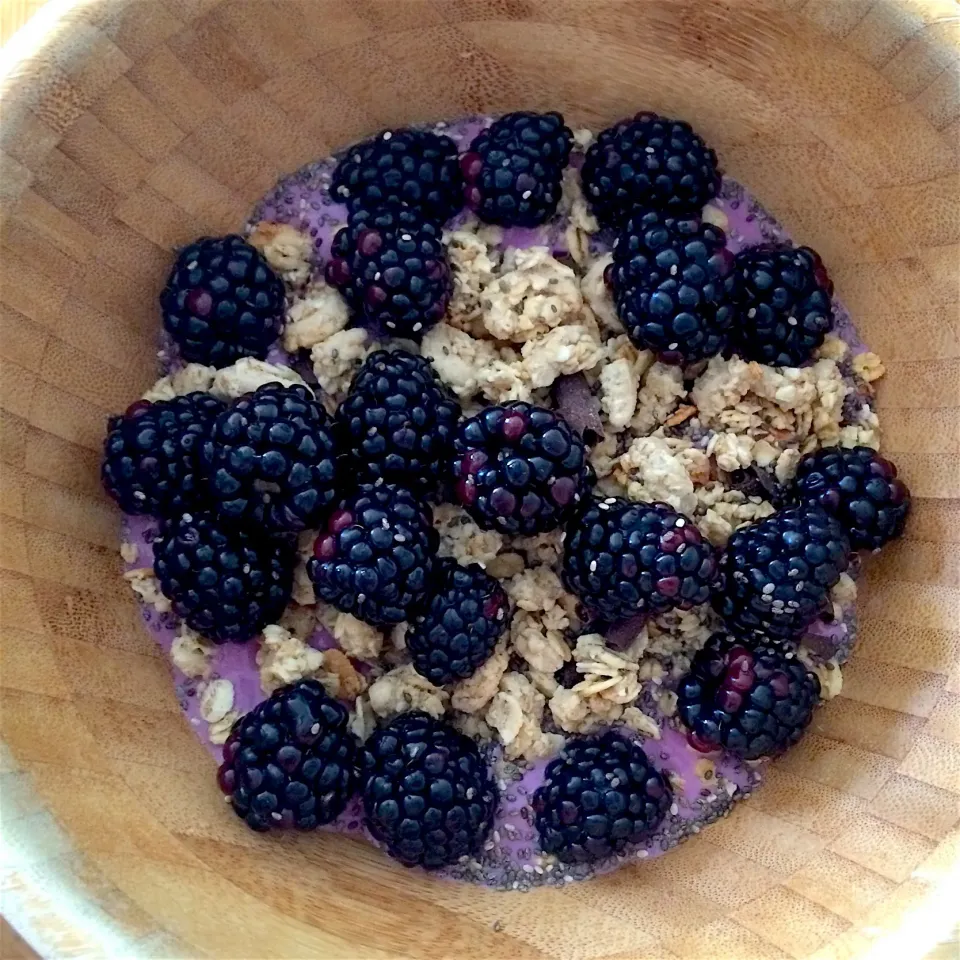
[1,1,957,957]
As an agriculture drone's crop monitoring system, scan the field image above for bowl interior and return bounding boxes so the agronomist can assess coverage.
[1,1,958,958]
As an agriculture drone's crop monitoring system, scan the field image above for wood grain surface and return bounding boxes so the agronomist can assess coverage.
[0,1,958,958]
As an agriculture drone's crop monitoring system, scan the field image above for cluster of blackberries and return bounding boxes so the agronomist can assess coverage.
[102,108,914,874]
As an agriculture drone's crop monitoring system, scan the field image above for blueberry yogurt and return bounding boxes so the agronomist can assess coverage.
[105,110,909,887]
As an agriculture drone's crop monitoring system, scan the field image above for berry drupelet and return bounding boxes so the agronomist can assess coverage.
[794,446,910,551]
[217,680,358,832]
[360,711,497,869]
[153,511,293,643]
[581,112,720,227]
[533,732,671,863]
[461,111,573,227]
[732,245,834,367]
[450,402,594,535]
[202,383,338,533]
[307,483,437,626]
[102,392,224,517]
[160,235,285,368]
[677,633,821,760]
[336,350,461,498]
[610,210,737,364]
[407,559,511,685]
[325,206,452,340]
[562,497,719,621]
[715,504,851,642]
[330,127,463,224]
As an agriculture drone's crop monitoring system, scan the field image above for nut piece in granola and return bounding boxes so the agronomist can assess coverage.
[631,362,687,435]
[283,282,350,351]
[247,221,314,290]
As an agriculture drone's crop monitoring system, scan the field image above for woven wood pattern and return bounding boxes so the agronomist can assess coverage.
[1,1,958,957]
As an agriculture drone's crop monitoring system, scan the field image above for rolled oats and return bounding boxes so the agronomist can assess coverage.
[211,357,310,401]
[368,664,448,720]
[433,504,505,568]
[310,328,372,402]
[620,706,661,739]
[257,623,327,695]
[208,711,240,745]
[520,324,603,390]
[558,167,599,266]
[124,568,172,613]
[599,357,639,432]
[616,435,698,514]
[631,362,686,435]
[199,678,235,724]
[421,322,499,401]
[451,643,510,714]
[170,624,215,679]
[282,281,350,351]
[332,611,384,661]
[853,351,885,383]
[482,247,582,342]
[119,541,139,564]
[142,363,216,402]
[485,672,562,761]
[571,634,641,704]
[247,221,314,290]
[580,254,623,334]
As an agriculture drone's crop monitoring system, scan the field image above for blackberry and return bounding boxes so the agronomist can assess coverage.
[732,245,834,367]
[533,732,671,863]
[217,680,358,831]
[461,111,573,227]
[160,235,284,368]
[153,511,293,643]
[794,446,910,551]
[307,483,437,626]
[450,402,594,535]
[201,383,337,533]
[715,504,851,642]
[325,207,451,340]
[360,711,497,869]
[101,393,224,517]
[677,633,821,760]
[562,497,719,621]
[581,112,720,227]
[331,128,463,224]
[408,559,511,685]
[610,210,737,363]
[336,350,460,497]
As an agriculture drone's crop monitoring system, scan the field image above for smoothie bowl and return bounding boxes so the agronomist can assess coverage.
[1,1,958,958]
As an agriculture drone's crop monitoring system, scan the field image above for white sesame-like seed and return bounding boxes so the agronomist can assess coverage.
[271,812,283,821]
[354,152,362,162]
[589,560,597,572]
[242,564,251,574]
[521,190,532,200]
[760,595,773,604]
[134,490,146,500]
[676,518,685,527]
[412,322,422,332]
[382,132,392,141]
[374,272,382,281]
[795,581,805,592]
[604,497,618,505]
[670,803,679,816]
[310,722,321,734]
[395,534,406,542]
[669,342,679,350]
[401,233,412,241]
[762,583,775,594]
[787,316,798,326]
[386,321,396,329]
[357,593,366,603]
[670,265,678,275]
[187,260,198,270]
[645,146,655,154]
[522,864,534,874]
[748,308,757,319]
